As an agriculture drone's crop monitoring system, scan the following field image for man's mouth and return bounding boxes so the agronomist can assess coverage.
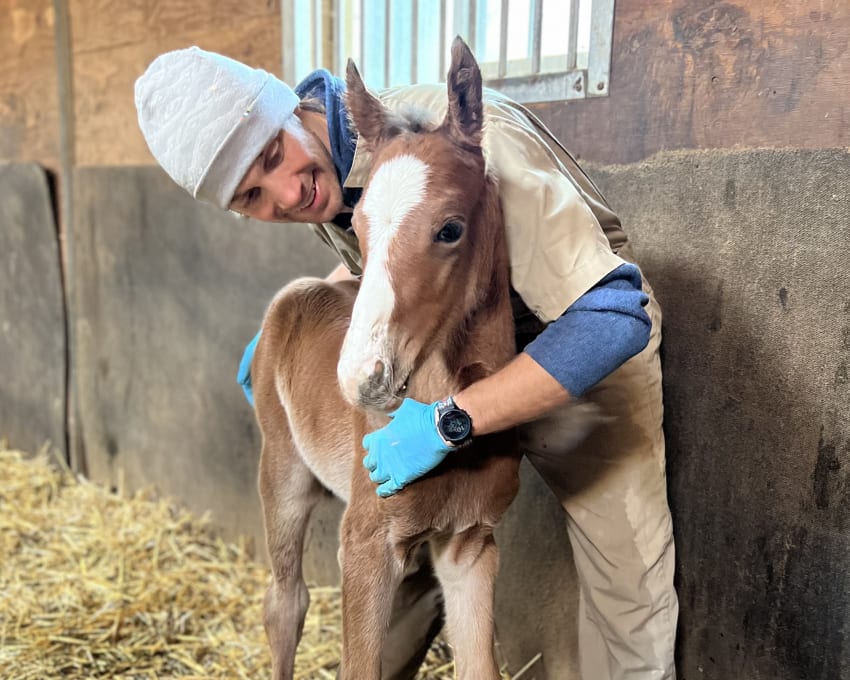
[302,172,318,212]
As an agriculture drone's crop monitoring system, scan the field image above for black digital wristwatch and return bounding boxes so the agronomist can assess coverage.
[435,396,473,447]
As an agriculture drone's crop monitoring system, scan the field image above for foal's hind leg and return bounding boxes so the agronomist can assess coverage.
[258,426,324,680]
[430,526,502,680]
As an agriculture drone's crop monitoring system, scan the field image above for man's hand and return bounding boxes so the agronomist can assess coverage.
[362,398,451,497]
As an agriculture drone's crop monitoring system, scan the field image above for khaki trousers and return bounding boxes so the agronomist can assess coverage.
[382,275,678,680]
[520,274,677,679]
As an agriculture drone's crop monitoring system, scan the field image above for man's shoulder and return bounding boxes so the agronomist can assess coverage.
[377,82,444,102]
[377,82,527,119]
[376,83,447,121]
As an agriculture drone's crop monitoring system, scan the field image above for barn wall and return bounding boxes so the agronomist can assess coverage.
[69,0,283,167]
[70,164,341,568]
[7,0,845,171]
[589,148,850,680]
[4,0,847,170]
[0,163,66,456]
[0,1,283,169]
[3,1,850,679]
[0,1,60,172]
[530,0,850,164]
[64,149,850,680]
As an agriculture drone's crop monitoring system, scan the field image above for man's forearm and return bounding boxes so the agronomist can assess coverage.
[409,263,651,437]
[453,352,571,436]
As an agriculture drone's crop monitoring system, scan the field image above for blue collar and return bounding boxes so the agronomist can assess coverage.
[294,69,361,208]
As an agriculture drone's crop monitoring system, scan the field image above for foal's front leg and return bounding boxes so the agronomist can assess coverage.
[431,526,502,680]
[338,505,405,680]
[258,429,324,680]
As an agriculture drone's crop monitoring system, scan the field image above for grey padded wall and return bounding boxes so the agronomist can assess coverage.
[590,148,850,680]
[72,166,342,564]
[0,163,66,457]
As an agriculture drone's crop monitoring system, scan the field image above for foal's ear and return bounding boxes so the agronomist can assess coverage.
[345,59,389,151]
[444,36,484,151]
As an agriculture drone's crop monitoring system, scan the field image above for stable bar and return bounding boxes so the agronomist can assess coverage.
[384,0,391,87]
[530,0,543,74]
[281,0,297,82]
[468,0,476,54]
[439,0,447,80]
[587,0,615,96]
[498,0,509,79]
[412,0,419,83]
[567,0,580,70]
[359,0,366,77]
[333,0,343,75]
[312,0,321,70]
[452,0,471,50]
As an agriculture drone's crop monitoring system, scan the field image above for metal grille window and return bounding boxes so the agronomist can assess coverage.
[281,0,615,103]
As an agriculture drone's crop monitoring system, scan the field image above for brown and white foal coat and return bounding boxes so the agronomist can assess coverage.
[252,39,520,680]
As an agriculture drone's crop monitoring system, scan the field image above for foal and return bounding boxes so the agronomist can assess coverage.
[252,39,520,680]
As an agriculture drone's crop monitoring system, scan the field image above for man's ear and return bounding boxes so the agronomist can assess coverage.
[345,59,389,151]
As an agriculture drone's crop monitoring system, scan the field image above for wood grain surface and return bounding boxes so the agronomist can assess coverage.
[531,0,850,163]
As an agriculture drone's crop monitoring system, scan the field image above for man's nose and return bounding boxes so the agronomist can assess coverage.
[264,176,302,216]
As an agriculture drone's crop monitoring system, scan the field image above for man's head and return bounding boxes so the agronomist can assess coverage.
[135,47,344,223]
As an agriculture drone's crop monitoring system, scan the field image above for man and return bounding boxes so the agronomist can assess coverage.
[135,44,678,679]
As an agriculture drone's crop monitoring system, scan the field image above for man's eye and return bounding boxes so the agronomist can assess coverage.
[264,141,282,171]
[245,187,260,205]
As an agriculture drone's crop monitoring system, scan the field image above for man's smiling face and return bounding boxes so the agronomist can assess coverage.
[230,110,344,223]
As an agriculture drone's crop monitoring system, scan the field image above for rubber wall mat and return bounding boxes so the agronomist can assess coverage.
[0,162,66,457]
[591,148,850,680]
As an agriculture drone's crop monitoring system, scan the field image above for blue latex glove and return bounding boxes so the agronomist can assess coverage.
[237,329,262,407]
[362,398,452,497]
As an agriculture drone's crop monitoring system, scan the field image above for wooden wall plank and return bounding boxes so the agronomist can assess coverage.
[69,0,281,54]
[3,0,848,170]
[69,1,282,166]
[68,0,148,54]
[0,0,60,171]
[144,0,281,45]
[530,0,850,164]
[589,148,850,680]
[0,163,66,457]
[71,164,341,572]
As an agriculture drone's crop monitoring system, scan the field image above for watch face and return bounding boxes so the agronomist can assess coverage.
[440,409,471,443]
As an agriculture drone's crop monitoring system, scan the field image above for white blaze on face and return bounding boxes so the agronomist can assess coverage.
[338,154,430,401]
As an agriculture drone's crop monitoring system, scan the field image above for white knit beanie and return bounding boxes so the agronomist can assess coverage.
[134,47,299,209]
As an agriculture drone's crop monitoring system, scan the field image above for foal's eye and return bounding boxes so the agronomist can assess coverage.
[435,221,464,244]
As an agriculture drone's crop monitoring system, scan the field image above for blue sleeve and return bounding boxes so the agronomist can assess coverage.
[523,263,651,397]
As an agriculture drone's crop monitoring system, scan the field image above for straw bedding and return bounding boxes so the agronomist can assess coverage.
[0,447,523,679]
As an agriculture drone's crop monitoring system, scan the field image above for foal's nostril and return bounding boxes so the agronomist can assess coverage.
[358,380,390,408]
[355,361,404,409]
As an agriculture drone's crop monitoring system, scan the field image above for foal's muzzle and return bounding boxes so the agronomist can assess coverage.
[339,358,408,411]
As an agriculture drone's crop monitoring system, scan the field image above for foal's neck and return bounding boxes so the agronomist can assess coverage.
[449,206,514,391]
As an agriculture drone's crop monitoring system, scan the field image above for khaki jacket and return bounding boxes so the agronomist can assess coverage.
[309,83,628,324]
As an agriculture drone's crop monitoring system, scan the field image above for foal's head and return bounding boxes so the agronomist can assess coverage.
[337,38,505,411]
